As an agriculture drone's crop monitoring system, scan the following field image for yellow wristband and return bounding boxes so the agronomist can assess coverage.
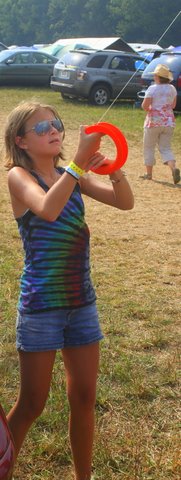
[68,161,85,176]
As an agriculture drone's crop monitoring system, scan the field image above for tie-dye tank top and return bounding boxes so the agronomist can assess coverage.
[16,167,96,314]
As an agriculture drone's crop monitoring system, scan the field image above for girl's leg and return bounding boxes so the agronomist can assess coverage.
[7,350,56,458]
[62,342,100,480]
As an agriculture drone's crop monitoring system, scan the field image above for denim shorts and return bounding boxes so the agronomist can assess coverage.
[16,302,103,352]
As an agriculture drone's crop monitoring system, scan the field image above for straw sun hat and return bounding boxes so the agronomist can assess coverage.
[151,64,173,81]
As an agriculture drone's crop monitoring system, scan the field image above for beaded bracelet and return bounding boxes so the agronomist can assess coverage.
[68,161,85,176]
[110,171,126,183]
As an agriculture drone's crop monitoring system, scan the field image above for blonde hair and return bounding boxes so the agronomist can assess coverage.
[4,101,65,170]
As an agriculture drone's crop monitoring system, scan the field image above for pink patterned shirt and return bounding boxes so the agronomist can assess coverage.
[144,83,177,128]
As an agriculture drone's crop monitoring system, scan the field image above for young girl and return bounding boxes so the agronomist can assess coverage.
[4,101,134,480]
[141,64,180,184]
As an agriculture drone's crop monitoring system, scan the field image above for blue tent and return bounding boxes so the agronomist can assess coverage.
[172,46,181,52]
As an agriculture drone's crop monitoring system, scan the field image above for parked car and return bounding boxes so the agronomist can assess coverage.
[50,49,149,105]
[0,48,58,86]
[137,52,181,111]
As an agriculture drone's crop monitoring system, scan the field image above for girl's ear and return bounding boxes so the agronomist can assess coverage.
[15,136,28,150]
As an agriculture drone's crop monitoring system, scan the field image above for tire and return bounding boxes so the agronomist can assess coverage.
[89,84,110,106]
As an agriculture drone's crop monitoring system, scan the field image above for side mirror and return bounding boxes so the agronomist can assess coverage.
[5,58,14,65]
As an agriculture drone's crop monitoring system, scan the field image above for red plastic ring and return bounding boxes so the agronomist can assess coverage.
[85,122,128,175]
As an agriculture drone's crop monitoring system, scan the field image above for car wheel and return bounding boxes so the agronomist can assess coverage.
[89,84,110,106]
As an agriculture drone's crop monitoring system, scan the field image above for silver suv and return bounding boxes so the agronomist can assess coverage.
[50,49,149,106]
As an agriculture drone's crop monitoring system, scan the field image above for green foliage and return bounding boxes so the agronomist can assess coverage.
[0,0,180,46]
[111,0,181,46]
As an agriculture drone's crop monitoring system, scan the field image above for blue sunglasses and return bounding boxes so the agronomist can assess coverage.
[25,119,64,136]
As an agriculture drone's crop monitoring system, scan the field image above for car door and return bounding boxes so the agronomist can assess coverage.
[0,52,31,85]
[107,55,146,99]
[28,52,55,86]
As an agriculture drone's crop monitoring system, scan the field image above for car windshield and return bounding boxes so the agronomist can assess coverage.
[0,50,12,61]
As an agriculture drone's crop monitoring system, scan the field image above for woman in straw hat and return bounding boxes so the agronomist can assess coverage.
[141,63,180,184]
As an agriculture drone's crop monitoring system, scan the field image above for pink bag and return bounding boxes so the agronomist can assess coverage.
[0,404,15,480]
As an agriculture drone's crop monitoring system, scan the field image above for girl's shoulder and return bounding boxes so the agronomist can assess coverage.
[8,166,28,182]
[7,166,39,191]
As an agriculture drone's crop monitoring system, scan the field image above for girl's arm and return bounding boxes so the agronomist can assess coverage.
[8,130,105,222]
[8,166,83,221]
[80,169,134,211]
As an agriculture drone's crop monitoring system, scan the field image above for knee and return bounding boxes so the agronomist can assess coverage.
[19,392,47,421]
[67,384,96,412]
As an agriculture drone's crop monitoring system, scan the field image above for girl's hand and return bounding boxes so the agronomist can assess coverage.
[84,152,108,172]
[74,126,103,169]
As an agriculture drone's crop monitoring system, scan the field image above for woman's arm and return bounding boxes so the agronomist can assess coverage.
[80,170,134,211]
[171,95,177,109]
[141,97,152,111]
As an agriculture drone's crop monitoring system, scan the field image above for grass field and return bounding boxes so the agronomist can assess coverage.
[0,87,180,480]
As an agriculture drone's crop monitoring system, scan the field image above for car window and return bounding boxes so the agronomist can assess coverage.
[109,56,136,71]
[13,53,31,64]
[0,50,12,61]
[86,55,108,68]
[110,56,126,70]
[135,58,148,71]
[58,52,91,66]
[31,52,53,64]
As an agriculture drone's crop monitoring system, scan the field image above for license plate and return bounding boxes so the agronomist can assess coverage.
[59,70,70,79]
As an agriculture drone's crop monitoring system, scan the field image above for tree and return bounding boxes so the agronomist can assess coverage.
[0,0,51,45]
[109,0,181,47]
[47,0,113,40]
[0,0,180,47]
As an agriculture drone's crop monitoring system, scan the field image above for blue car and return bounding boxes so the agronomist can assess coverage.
[137,52,181,111]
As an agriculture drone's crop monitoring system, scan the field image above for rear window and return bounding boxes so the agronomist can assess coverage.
[143,54,181,75]
[87,55,107,68]
[57,51,91,67]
